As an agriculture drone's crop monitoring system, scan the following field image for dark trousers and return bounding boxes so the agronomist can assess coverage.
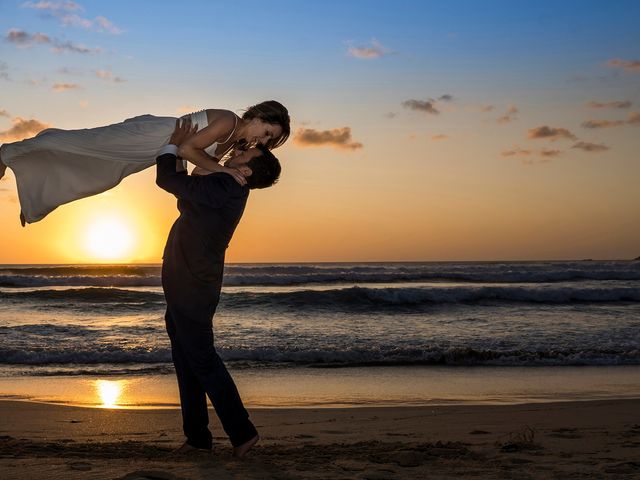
[165,307,257,448]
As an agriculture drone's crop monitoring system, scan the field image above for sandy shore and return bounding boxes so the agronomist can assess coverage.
[1,399,639,479]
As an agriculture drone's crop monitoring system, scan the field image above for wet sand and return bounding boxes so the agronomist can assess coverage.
[1,398,639,479]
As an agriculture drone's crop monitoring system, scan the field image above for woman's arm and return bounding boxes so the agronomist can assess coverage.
[177,110,246,185]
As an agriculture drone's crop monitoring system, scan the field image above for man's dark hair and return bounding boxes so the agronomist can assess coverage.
[246,145,281,189]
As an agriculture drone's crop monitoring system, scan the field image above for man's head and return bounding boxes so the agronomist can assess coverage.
[225,145,281,189]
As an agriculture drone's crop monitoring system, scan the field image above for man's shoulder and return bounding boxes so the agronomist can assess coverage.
[206,173,249,196]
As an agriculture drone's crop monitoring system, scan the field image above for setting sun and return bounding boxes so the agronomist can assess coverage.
[83,216,135,261]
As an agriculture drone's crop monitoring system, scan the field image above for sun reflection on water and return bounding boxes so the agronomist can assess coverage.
[95,380,124,408]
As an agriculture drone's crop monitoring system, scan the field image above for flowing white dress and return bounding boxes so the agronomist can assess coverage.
[0,110,220,224]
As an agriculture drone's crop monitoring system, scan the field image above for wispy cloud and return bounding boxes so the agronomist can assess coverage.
[347,39,391,59]
[430,134,449,141]
[383,112,397,119]
[582,111,640,129]
[6,28,50,47]
[527,125,577,141]
[21,1,123,34]
[402,99,439,114]
[581,119,625,129]
[5,28,100,54]
[95,69,125,82]
[21,1,81,13]
[0,109,10,117]
[497,104,518,124]
[571,141,609,152]
[501,147,532,158]
[586,100,631,109]
[294,127,363,150]
[480,104,495,112]
[401,95,454,116]
[606,58,640,72]
[52,82,79,92]
[501,147,561,164]
[0,117,51,142]
[628,112,640,125]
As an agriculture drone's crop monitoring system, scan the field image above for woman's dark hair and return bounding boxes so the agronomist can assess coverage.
[246,144,282,189]
[242,100,290,149]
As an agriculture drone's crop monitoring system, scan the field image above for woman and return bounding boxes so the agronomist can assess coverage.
[0,100,290,225]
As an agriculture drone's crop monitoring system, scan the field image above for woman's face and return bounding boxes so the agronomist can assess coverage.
[244,119,283,147]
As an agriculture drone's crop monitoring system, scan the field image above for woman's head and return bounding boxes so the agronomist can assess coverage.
[242,100,290,149]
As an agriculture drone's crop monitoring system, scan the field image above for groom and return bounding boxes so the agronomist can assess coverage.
[156,118,281,457]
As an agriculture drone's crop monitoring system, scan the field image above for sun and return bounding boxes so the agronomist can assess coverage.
[83,216,135,261]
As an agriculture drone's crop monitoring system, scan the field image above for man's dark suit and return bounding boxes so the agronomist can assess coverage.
[156,151,257,449]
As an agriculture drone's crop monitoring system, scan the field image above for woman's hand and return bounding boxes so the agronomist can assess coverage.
[169,117,198,147]
[220,166,247,186]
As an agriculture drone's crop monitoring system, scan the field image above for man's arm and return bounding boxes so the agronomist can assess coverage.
[156,151,239,208]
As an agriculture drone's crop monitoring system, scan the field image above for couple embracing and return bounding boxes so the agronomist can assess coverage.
[1,100,291,457]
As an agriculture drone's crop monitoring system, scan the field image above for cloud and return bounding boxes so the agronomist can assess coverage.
[5,28,51,47]
[586,100,631,109]
[95,69,125,82]
[402,99,439,115]
[497,104,518,124]
[347,39,390,59]
[501,147,561,164]
[527,125,577,141]
[571,141,609,152]
[52,82,79,91]
[582,111,640,129]
[384,112,397,119]
[95,16,122,34]
[581,119,625,129]
[52,40,100,54]
[539,149,562,158]
[501,147,532,157]
[0,109,10,117]
[480,104,495,112]
[5,28,100,54]
[293,127,363,150]
[21,1,122,34]
[430,134,449,141]
[0,117,51,142]
[606,58,640,72]
[628,112,640,125]
[401,94,455,116]
[21,1,81,12]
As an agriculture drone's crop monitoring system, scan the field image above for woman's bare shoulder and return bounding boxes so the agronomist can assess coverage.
[205,109,238,126]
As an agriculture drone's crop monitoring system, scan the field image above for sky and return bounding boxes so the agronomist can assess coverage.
[0,0,639,263]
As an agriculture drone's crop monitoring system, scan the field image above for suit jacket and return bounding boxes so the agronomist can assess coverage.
[156,153,249,315]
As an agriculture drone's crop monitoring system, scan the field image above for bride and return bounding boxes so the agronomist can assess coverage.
[0,100,290,225]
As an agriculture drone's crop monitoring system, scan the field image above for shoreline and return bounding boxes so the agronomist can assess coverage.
[2,398,639,478]
[1,365,639,409]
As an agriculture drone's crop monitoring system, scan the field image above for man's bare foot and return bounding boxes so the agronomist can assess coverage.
[168,441,212,457]
[232,434,259,458]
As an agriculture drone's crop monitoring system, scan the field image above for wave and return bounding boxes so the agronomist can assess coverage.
[2,285,639,309]
[1,261,639,287]
[0,344,638,367]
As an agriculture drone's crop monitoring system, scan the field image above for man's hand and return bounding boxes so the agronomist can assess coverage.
[169,117,198,147]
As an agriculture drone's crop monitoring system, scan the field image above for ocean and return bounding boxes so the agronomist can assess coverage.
[1,261,639,407]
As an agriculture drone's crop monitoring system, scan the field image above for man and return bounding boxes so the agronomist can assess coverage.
[156,118,281,458]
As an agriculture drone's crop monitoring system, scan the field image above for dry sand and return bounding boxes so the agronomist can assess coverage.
[1,399,639,479]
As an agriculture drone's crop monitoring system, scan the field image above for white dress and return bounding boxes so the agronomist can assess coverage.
[0,110,227,224]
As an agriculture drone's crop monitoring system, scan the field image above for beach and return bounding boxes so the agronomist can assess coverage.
[1,261,639,477]
[2,398,640,479]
